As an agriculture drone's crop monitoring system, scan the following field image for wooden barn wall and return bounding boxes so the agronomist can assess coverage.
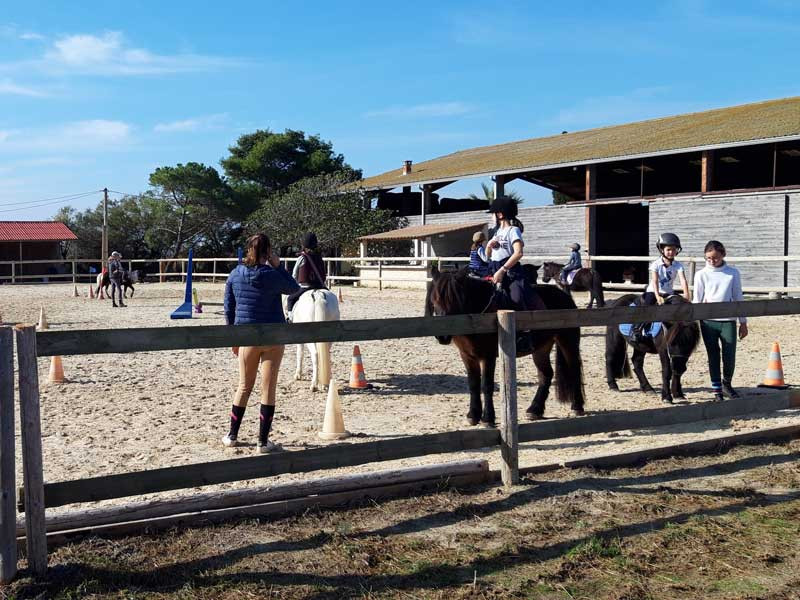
[649,191,796,287]
[406,204,586,258]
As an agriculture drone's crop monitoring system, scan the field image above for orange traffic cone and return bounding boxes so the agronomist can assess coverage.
[37,307,48,331]
[348,345,369,389]
[319,380,350,440]
[48,356,65,384]
[338,287,344,303]
[88,284,95,299]
[72,284,79,298]
[759,342,789,389]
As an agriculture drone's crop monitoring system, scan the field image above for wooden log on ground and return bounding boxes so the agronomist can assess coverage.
[16,460,488,536]
[0,328,16,583]
[36,428,500,509]
[31,463,491,548]
[518,390,800,443]
[517,422,800,477]
[35,298,800,357]
[497,311,519,486]
[14,325,47,576]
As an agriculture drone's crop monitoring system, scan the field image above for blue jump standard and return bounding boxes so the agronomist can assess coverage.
[170,248,194,320]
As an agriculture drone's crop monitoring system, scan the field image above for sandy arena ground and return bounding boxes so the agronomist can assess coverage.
[1,281,799,513]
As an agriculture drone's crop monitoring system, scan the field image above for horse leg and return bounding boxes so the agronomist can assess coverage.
[631,348,655,393]
[526,339,554,420]
[605,329,625,391]
[463,357,482,426]
[480,355,497,427]
[309,342,320,392]
[659,348,674,404]
[671,356,688,400]
[294,343,304,380]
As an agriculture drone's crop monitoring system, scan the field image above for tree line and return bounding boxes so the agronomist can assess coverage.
[56,129,405,259]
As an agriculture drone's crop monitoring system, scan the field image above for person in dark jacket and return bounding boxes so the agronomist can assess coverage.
[222,233,300,453]
[560,243,582,283]
[286,232,327,320]
[108,251,126,307]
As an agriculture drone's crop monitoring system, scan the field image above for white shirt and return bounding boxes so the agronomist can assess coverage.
[646,258,684,294]
[488,225,523,262]
[693,263,746,323]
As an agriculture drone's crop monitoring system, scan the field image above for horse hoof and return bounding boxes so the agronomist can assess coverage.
[674,393,686,401]
[466,417,479,426]
[662,397,673,405]
[608,384,620,392]
[479,420,497,429]
[525,411,544,421]
[570,409,585,417]
[294,374,303,381]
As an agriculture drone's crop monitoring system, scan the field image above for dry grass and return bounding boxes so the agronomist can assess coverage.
[7,439,800,599]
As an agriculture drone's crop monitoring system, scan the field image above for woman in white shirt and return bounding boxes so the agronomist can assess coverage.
[693,240,748,402]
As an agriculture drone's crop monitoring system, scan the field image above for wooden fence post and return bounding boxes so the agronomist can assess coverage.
[159,260,164,283]
[0,327,17,583]
[497,310,519,486]
[14,325,47,577]
[378,260,383,291]
[212,259,217,284]
[71,261,77,285]
[10,263,14,285]
[688,260,697,290]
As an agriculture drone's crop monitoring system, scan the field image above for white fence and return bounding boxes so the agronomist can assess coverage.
[3,254,800,294]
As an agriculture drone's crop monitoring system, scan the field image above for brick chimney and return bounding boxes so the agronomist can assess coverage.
[402,160,412,175]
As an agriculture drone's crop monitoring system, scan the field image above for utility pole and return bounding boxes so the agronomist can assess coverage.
[102,188,109,268]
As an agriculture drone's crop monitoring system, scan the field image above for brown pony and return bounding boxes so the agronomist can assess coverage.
[605,293,700,404]
[540,262,605,308]
[425,267,586,426]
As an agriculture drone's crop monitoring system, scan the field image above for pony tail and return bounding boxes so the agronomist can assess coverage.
[511,218,524,233]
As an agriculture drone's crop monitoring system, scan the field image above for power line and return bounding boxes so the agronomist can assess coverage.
[0,190,102,213]
[106,189,140,197]
[0,189,103,208]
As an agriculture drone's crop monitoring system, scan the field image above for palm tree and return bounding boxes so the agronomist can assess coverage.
[468,182,523,203]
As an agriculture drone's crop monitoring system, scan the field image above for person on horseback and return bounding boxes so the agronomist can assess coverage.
[468,230,489,277]
[486,196,533,310]
[631,232,690,343]
[286,232,327,321]
[560,242,582,284]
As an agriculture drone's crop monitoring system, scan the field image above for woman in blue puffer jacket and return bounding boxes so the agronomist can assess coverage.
[222,233,300,453]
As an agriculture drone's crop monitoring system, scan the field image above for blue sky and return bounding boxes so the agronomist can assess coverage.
[1,0,799,220]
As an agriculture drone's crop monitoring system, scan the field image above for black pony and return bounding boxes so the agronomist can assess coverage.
[540,262,605,308]
[426,267,585,426]
[605,293,700,404]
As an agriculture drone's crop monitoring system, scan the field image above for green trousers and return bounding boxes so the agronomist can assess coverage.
[700,320,737,389]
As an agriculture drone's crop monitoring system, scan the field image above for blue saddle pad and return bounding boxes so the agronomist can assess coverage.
[618,302,662,338]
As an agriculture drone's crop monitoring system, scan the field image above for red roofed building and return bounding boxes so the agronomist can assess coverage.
[0,221,78,282]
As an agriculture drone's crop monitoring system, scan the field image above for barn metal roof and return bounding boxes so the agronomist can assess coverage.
[0,221,78,242]
[359,96,800,191]
[359,221,486,242]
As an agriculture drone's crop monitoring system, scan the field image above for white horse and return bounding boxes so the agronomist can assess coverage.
[288,289,340,391]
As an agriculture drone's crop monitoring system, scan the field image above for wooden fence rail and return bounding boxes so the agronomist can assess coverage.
[34,298,800,358]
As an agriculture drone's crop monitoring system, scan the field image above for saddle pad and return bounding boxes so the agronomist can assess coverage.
[618,302,662,338]
[566,270,578,285]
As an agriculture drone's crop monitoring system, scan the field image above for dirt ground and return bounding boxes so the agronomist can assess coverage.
[6,438,800,599]
[1,282,800,512]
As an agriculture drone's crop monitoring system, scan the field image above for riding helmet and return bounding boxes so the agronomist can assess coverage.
[656,232,682,253]
[302,232,318,250]
[487,195,518,218]
[569,243,580,251]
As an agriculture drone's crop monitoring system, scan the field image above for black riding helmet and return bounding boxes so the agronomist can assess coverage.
[656,232,682,254]
[487,195,518,219]
[302,232,318,250]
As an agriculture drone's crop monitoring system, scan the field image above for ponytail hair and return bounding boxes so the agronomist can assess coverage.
[244,233,271,267]
[510,217,525,234]
[704,240,726,255]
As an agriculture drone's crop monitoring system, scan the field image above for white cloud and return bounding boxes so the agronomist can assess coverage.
[364,102,475,119]
[18,32,44,41]
[154,113,229,133]
[0,119,132,152]
[0,78,47,97]
[34,31,242,75]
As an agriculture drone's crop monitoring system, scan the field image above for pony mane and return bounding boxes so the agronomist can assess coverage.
[431,268,489,315]
[663,295,700,352]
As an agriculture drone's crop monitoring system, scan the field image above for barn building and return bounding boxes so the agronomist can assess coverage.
[359,96,800,287]
[0,221,78,282]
